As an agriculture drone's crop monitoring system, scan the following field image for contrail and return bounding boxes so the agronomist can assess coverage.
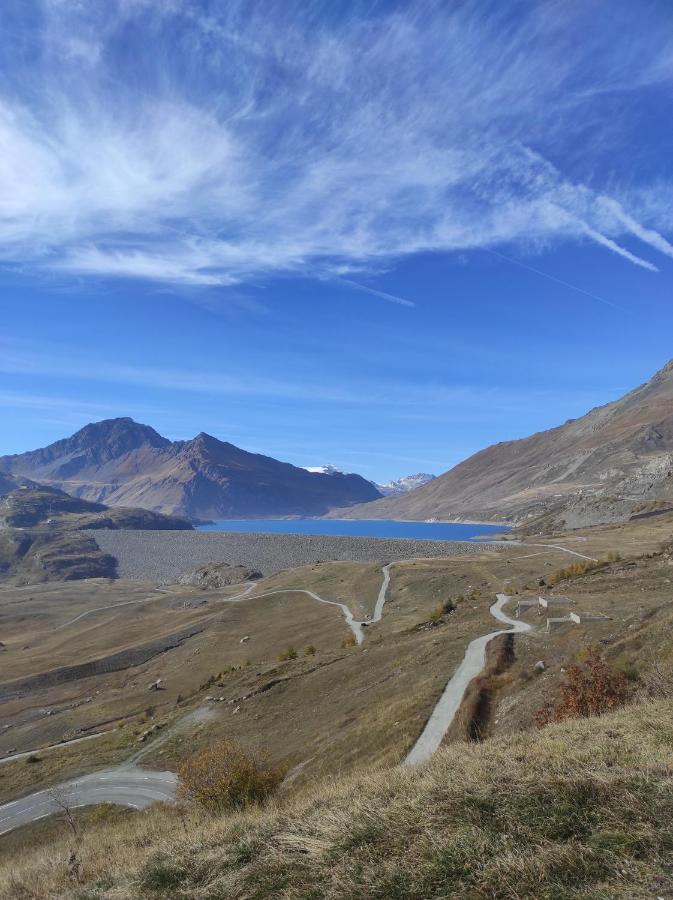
[488,249,626,312]
[336,277,416,308]
[583,227,659,272]
[598,197,673,260]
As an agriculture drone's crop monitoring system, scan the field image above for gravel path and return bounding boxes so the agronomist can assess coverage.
[86,530,504,583]
[404,593,531,766]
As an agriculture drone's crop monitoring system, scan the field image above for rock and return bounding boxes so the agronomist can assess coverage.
[240,635,250,643]
[534,660,545,671]
[179,563,262,590]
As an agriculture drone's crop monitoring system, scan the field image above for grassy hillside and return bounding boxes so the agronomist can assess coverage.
[2,699,672,898]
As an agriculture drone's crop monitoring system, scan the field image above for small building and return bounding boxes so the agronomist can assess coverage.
[515,599,538,618]
[539,595,574,612]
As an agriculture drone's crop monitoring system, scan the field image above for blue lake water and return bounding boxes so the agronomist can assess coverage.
[196,518,508,541]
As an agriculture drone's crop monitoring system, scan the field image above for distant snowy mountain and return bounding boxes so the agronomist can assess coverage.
[303,464,344,475]
[303,466,435,498]
[376,473,436,496]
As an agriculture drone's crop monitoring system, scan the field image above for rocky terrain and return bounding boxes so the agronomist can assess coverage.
[178,561,262,589]
[0,419,382,520]
[0,528,117,583]
[333,359,673,530]
[88,529,499,582]
[0,482,192,531]
[0,480,192,584]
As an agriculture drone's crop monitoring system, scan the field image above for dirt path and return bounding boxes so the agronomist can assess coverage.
[0,564,537,834]
[404,593,531,766]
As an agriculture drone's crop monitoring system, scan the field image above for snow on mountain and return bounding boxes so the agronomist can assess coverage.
[376,473,436,496]
[303,464,344,475]
[303,466,435,497]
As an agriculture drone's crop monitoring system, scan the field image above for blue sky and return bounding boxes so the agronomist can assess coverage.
[1,0,673,482]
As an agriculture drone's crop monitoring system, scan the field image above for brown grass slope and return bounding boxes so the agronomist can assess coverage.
[3,699,673,899]
[334,358,673,525]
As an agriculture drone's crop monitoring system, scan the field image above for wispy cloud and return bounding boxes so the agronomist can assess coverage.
[0,0,671,289]
[0,342,624,420]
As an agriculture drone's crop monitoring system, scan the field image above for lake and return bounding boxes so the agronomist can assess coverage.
[196,518,508,541]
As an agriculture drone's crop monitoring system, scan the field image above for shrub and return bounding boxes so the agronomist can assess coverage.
[429,599,457,621]
[304,645,317,656]
[341,635,357,649]
[177,739,286,813]
[535,648,630,726]
[278,646,298,661]
[546,560,602,587]
[90,803,116,824]
[615,657,640,683]
[639,659,673,699]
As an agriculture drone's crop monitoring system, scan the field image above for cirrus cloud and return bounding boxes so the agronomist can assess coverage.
[0,0,672,288]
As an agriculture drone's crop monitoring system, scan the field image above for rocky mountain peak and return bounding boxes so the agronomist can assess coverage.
[651,358,673,382]
[67,418,170,456]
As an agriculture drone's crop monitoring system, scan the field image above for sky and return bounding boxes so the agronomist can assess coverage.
[1,0,673,482]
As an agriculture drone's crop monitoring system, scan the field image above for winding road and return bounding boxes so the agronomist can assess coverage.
[3,541,596,834]
[404,593,530,765]
[0,767,177,836]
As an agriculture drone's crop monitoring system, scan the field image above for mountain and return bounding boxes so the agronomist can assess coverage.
[376,473,436,496]
[0,419,382,520]
[331,360,673,529]
[303,468,436,496]
[0,472,40,497]
[0,482,192,530]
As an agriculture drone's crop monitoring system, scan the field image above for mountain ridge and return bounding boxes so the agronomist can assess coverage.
[0,420,382,520]
[330,359,673,529]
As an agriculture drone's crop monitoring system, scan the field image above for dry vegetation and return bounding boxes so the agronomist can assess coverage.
[2,699,672,898]
[534,647,631,726]
[5,516,673,896]
[543,553,620,588]
[177,739,286,813]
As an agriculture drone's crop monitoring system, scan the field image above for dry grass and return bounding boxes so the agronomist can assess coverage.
[177,739,286,813]
[2,698,673,899]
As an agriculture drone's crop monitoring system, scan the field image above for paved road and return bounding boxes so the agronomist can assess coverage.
[0,767,178,834]
[0,767,177,835]
[404,594,532,766]
[0,565,540,834]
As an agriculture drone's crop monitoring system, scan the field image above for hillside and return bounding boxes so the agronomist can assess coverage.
[0,419,382,520]
[3,699,672,898]
[334,359,673,528]
[0,483,193,531]
[0,473,40,496]
[0,481,192,584]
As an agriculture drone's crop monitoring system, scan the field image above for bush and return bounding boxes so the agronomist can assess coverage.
[546,559,602,587]
[429,599,457,621]
[341,635,357,649]
[278,646,298,661]
[304,645,317,656]
[639,659,673,699]
[535,648,630,726]
[177,739,286,813]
